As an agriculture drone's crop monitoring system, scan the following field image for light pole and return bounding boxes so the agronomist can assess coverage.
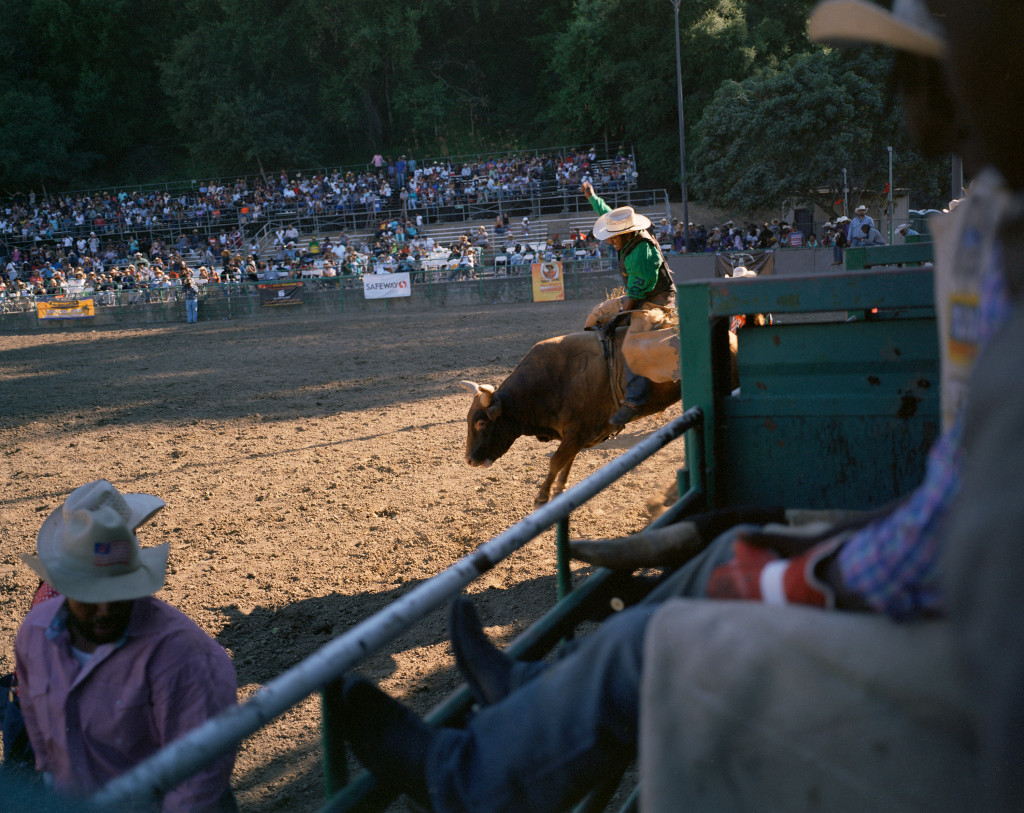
[671,0,689,245]
[887,145,894,243]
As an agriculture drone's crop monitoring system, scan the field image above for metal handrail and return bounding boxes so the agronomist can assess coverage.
[90,407,702,810]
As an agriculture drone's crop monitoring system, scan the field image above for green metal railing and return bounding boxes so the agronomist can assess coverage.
[91,408,703,812]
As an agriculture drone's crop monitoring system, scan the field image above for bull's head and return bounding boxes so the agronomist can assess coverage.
[460,380,519,468]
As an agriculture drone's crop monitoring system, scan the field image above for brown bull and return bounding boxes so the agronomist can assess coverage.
[460,329,681,506]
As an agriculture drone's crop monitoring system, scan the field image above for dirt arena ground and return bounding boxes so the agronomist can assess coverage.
[0,300,684,810]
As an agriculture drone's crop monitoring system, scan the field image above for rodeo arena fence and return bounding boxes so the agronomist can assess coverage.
[0,255,632,330]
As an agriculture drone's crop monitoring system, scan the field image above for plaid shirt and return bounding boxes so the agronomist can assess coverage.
[838,235,1010,619]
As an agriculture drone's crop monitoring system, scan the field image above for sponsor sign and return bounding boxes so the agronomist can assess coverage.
[363,272,411,299]
[714,251,775,278]
[531,262,565,302]
[258,281,305,307]
[37,299,95,319]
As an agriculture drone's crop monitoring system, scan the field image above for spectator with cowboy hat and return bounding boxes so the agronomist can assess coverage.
[846,203,875,242]
[580,180,676,425]
[13,480,237,811]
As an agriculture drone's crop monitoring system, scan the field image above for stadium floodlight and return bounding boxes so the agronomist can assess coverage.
[670,0,690,246]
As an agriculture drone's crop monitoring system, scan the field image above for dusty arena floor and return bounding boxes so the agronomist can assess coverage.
[0,300,684,811]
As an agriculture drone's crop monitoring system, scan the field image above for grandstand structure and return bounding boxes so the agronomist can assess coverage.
[0,145,669,276]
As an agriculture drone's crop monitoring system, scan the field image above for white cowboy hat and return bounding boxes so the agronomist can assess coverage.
[21,480,168,603]
[808,0,946,60]
[592,206,652,241]
[728,266,757,278]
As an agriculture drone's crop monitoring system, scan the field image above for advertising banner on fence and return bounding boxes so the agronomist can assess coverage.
[531,261,565,302]
[37,299,95,320]
[363,272,411,299]
[258,281,305,307]
[714,250,775,278]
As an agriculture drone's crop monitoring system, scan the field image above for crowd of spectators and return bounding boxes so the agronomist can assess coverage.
[0,146,640,303]
[656,214,885,256]
[0,143,909,309]
[0,147,636,264]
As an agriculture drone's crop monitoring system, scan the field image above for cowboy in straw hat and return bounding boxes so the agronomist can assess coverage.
[580,180,677,426]
[14,480,237,808]
[846,203,875,243]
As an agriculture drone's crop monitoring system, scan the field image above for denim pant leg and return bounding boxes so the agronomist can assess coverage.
[426,604,655,813]
[623,359,651,407]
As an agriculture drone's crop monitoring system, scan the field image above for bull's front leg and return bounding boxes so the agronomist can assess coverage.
[534,441,581,507]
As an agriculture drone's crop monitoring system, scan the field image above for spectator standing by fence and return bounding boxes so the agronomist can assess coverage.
[184,278,199,323]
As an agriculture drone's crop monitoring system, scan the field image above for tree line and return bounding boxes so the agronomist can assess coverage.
[0,0,949,214]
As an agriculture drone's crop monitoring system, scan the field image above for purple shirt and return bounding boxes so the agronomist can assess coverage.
[15,596,237,811]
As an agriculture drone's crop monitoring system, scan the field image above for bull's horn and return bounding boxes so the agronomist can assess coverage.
[569,522,706,570]
[459,380,495,407]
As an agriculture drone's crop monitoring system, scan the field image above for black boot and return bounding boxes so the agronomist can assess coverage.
[341,675,433,807]
[609,402,642,426]
[448,596,516,706]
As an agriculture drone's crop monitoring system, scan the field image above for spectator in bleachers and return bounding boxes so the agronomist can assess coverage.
[0,146,643,285]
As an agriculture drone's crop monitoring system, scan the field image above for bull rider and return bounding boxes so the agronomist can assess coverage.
[581,181,676,426]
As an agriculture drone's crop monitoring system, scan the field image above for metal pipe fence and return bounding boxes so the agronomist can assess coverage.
[0,258,622,329]
[90,407,701,810]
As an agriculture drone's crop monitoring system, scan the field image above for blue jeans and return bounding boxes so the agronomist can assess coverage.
[423,530,745,813]
[426,606,654,813]
[623,359,651,407]
[186,299,198,322]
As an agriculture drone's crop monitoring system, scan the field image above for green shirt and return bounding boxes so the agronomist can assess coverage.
[589,193,660,299]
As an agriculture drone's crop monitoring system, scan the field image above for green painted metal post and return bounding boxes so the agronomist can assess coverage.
[676,283,718,508]
[320,679,349,797]
[556,516,572,599]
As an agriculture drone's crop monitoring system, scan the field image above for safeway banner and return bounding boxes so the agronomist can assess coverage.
[531,261,565,302]
[37,299,95,319]
[363,272,411,299]
[258,281,305,306]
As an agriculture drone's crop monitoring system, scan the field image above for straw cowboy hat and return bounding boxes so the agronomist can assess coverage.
[807,0,946,59]
[21,480,168,603]
[592,206,652,241]
[728,266,757,278]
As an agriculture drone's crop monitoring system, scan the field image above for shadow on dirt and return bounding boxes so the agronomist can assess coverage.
[220,568,582,811]
[0,305,592,431]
